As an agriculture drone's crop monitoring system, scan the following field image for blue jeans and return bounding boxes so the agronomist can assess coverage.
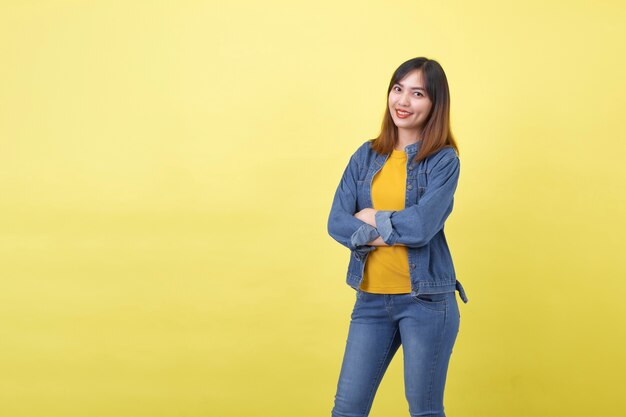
[331,289,461,417]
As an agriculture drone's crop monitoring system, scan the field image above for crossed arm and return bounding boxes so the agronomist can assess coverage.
[328,150,459,251]
[353,208,403,247]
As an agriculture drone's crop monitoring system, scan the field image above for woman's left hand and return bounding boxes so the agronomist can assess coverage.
[354,208,377,228]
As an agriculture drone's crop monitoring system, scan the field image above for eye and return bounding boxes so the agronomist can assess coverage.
[414,92,423,97]
[393,86,401,92]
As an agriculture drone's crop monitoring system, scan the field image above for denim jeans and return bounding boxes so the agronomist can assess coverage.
[331,289,461,417]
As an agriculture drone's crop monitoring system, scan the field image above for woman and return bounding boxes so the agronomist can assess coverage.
[327,57,469,417]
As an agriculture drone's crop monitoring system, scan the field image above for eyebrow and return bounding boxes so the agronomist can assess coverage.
[396,82,425,91]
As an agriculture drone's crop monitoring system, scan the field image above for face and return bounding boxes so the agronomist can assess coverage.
[388,69,433,136]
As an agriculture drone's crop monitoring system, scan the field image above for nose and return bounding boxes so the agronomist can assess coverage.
[398,91,411,106]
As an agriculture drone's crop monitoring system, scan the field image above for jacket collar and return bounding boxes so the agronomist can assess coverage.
[373,140,422,166]
[403,140,422,154]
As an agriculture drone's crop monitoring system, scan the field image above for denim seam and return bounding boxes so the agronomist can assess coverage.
[427,303,447,413]
[363,326,399,417]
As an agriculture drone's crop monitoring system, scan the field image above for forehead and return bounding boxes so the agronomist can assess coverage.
[397,69,425,86]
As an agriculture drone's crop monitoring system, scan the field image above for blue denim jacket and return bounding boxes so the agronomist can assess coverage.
[327,139,468,303]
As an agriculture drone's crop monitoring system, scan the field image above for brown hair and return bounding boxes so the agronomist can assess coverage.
[370,57,459,163]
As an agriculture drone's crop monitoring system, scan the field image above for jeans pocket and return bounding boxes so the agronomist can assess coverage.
[411,292,448,313]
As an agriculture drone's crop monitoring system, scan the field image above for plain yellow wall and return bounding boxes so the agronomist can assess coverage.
[1,1,625,416]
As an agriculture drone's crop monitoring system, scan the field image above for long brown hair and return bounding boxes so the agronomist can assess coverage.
[370,57,459,163]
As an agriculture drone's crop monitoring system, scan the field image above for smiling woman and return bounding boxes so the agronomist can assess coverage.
[390,73,432,126]
[328,57,465,417]
[374,58,459,162]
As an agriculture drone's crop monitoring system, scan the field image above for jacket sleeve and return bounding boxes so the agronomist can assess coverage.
[327,148,381,252]
[374,154,460,248]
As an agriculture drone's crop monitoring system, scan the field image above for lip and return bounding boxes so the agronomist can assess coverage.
[395,109,413,118]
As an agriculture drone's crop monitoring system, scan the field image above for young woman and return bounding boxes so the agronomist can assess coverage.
[327,57,469,417]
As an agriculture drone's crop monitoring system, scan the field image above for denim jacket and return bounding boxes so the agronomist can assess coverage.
[327,139,468,303]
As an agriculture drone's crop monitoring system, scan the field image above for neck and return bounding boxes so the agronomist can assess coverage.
[395,128,422,151]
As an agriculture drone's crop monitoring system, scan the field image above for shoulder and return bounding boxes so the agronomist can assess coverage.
[425,146,459,176]
[347,139,375,162]
[428,146,459,166]
[356,139,374,155]
[431,146,458,161]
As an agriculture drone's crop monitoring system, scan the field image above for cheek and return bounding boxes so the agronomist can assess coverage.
[415,103,431,114]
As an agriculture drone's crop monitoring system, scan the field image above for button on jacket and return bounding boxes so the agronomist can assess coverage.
[327,139,469,303]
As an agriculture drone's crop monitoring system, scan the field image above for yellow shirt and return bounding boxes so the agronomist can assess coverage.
[359,148,411,293]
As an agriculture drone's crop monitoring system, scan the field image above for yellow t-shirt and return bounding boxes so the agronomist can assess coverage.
[359,148,411,293]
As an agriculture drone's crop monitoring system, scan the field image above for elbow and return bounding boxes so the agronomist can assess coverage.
[327,213,337,238]
[327,214,342,245]
[327,225,336,241]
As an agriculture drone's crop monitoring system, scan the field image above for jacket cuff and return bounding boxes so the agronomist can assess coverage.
[375,210,398,246]
[350,223,380,248]
[353,244,376,262]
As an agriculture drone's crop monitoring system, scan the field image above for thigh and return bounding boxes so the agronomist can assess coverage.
[332,291,401,417]
[399,292,460,417]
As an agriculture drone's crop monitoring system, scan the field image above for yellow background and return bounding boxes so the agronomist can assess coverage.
[1,1,625,416]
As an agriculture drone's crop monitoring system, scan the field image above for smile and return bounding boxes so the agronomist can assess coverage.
[396,109,412,118]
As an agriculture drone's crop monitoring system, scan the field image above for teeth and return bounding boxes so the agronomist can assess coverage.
[397,110,411,115]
